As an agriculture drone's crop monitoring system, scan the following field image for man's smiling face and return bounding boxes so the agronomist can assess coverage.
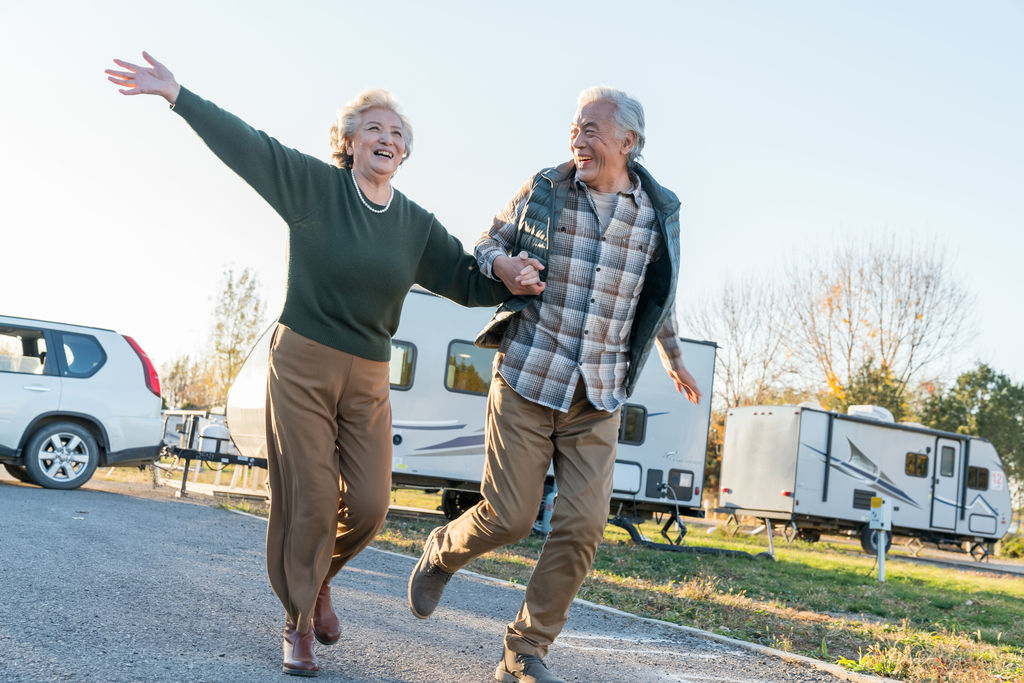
[570,100,633,192]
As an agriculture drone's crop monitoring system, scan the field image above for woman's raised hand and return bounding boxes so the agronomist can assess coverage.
[105,52,181,104]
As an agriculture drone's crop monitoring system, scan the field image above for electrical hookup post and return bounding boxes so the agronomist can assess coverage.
[870,497,893,582]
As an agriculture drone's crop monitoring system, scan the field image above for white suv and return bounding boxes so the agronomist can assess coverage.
[0,316,163,489]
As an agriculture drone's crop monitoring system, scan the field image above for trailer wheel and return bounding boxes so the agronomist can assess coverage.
[797,530,821,544]
[441,489,483,521]
[859,525,892,555]
[3,464,32,483]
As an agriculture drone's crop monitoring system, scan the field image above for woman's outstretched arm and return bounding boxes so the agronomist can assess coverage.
[106,52,328,224]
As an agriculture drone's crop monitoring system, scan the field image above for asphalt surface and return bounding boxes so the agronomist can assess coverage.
[0,480,855,683]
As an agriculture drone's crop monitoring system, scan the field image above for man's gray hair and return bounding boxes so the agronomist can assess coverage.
[577,86,646,165]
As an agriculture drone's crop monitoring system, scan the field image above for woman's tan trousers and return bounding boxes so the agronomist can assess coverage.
[264,325,393,633]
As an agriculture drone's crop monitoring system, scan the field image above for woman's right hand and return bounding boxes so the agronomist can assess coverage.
[105,52,181,105]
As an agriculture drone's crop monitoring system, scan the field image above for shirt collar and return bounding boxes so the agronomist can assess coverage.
[574,169,643,202]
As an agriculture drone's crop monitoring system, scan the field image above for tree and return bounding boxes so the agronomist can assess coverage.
[158,266,267,411]
[159,354,218,410]
[787,232,974,407]
[681,271,797,409]
[160,354,193,410]
[208,267,267,407]
[922,363,1024,514]
[835,358,910,422]
[702,410,726,498]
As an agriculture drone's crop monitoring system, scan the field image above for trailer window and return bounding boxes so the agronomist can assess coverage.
[618,404,647,445]
[904,452,928,478]
[940,446,956,477]
[390,340,416,390]
[445,341,496,396]
[967,466,989,490]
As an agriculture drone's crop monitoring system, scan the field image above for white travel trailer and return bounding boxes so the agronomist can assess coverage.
[227,288,717,520]
[717,404,1012,553]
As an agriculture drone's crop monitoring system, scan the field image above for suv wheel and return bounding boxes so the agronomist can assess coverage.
[23,423,99,490]
[3,464,32,483]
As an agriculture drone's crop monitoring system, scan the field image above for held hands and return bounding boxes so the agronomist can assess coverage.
[493,251,546,296]
[668,366,702,405]
[105,52,180,104]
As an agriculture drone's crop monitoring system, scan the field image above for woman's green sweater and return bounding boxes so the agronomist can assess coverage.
[171,87,508,362]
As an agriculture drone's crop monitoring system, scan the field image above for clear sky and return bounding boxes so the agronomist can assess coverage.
[1,1,1021,384]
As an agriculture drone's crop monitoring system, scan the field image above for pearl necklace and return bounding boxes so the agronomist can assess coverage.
[351,168,394,214]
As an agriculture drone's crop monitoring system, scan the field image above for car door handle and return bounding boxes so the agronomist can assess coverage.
[23,385,52,392]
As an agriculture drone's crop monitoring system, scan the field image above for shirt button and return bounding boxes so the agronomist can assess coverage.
[559,227,566,232]
[601,237,606,241]
[596,267,601,272]
[584,330,589,334]
[590,298,595,303]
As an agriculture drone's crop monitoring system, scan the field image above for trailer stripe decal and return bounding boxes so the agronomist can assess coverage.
[415,435,486,451]
[802,442,922,508]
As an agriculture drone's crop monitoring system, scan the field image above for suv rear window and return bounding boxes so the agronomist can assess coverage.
[0,326,53,375]
[56,333,106,378]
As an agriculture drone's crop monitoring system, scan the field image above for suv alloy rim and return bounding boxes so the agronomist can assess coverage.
[36,433,91,483]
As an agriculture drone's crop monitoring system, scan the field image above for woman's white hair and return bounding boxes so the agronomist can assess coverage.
[328,88,414,170]
[577,86,645,165]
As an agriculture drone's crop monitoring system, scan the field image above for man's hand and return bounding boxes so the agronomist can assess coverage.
[493,252,546,296]
[668,366,702,404]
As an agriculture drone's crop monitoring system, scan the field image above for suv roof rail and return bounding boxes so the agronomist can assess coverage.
[0,315,115,333]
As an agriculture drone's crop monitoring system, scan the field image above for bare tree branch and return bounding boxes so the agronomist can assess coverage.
[681,271,797,409]
[787,232,974,403]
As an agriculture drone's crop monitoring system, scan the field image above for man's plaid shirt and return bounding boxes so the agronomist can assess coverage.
[476,170,685,413]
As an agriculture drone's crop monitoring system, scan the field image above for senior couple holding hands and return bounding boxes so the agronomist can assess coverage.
[107,52,701,682]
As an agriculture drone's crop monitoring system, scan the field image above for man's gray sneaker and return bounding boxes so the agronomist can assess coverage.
[408,526,454,619]
[494,649,566,683]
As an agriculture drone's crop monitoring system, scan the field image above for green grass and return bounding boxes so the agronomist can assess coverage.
[391,488,445,511]
[216,497,269,517]
[375,508,1024,683]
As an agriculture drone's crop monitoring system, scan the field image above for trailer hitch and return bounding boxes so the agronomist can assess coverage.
[608,517,774,561]
[164,415,267,497]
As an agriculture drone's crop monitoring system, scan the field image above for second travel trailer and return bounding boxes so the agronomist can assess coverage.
[716,404,1012,555]
[226,287,717,521]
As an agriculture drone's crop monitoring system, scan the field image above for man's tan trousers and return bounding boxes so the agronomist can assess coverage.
[264,325,393,633]
[435,372,620,657]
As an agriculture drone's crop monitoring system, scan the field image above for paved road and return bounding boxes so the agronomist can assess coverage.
[0,481,855,683]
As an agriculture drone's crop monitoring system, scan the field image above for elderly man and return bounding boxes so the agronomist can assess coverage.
[408,87,701,683]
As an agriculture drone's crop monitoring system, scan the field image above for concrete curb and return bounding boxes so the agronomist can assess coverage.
[227,508,269,521]
[226,509,898,683]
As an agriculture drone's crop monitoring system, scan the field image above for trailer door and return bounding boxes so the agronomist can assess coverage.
[930,439,960,530]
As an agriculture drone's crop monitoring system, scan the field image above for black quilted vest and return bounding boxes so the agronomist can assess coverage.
[475,161,681,398]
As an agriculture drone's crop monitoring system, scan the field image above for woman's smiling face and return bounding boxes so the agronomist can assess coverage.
[346,107,406,179]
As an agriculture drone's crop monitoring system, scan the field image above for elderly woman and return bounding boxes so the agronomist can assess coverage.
[106,53,543,677]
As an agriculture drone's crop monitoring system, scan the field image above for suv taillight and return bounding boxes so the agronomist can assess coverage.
[123,335,161,398]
